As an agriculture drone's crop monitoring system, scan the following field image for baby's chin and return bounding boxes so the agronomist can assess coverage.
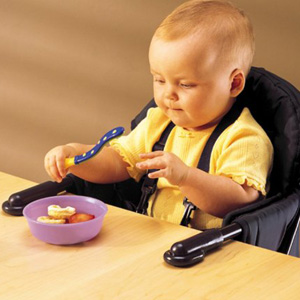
[171,117,218,132]
[161,108,209,131]
[167,116,197,131]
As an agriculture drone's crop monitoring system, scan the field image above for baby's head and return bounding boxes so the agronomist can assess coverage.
[149,0,255,130]
[153,0,255,76]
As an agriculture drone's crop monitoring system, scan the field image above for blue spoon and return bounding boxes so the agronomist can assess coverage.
[65,126,124,169]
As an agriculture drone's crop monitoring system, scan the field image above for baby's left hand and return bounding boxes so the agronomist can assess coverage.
[136,151,189,186]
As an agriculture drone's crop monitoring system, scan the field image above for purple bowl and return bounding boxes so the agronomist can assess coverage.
[23,195,108,245]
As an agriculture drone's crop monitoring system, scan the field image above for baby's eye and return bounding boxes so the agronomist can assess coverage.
[154,78,165,84]
[180,83,195,89]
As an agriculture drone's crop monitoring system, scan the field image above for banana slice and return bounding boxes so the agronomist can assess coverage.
[37,216,66,224]
[48,205,76,219]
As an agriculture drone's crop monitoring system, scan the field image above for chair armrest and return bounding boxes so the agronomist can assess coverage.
[2,175,74,216]
[163,223,242,267]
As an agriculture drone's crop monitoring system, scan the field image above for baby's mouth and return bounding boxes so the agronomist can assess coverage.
[168,102,181,111]
[168,107,182,111]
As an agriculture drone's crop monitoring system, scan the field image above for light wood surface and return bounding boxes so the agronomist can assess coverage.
[1,171,300,299]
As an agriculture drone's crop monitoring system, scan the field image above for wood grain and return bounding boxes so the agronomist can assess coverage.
[1,171,300,299]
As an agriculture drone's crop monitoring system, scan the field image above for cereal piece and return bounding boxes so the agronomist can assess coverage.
[37,216,66,224]
[48,205,76,219]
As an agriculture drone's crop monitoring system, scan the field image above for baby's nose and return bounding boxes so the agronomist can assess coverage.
[164,85,178,101]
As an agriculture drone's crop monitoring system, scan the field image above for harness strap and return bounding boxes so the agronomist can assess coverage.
[136,101,244,225]
[153,122,176,152]
[180,100,245,225]
[135,122,175,214]
[197,100,245,172]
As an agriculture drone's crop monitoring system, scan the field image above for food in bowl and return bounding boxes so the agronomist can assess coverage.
[37,204,76,224]
[23,195,108,245]
[48,204,76,219]
[37,216,67,224]
[36,204,95,224]
[69,213,95,223]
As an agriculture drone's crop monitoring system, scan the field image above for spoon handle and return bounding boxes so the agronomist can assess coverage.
[65,126,124,169]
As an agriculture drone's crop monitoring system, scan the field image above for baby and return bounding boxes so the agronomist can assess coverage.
[45,0,273,230]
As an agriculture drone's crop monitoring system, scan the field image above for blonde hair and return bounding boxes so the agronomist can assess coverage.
[154,0,255,75]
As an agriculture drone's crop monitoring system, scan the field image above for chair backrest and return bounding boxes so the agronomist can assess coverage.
[220,68,300,256]
[238,67,300,196]
[132,67,300,197]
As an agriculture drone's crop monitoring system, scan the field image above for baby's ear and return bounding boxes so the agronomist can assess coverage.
[230,69,245,98]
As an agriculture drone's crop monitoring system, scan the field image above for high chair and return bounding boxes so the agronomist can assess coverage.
[3,67,300,267]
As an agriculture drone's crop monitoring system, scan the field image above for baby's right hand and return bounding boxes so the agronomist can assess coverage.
[44,145,77,182]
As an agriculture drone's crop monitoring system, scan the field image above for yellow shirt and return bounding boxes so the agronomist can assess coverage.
[110,107,273,230]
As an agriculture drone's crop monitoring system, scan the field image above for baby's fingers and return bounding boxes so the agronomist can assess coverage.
[147,169,165,179]
[45,155,64,182]
[136,158,166,171]
[137,151,164,170]
[139,151,164,159]
[56,154,68,179]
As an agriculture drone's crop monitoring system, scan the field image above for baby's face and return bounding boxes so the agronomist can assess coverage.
[149,35,235,131]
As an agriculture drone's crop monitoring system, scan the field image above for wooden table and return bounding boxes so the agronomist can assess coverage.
[1,171,300,299]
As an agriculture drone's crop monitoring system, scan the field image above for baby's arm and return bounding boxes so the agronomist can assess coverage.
[137,151,259,218]
[44,143,130,184]
[178,165,259,217]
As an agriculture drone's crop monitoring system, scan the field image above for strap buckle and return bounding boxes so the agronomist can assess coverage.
[180,197,197,226]
[136,169,158,214]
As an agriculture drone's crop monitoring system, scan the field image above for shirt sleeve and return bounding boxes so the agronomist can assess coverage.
[211,109,274,195]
